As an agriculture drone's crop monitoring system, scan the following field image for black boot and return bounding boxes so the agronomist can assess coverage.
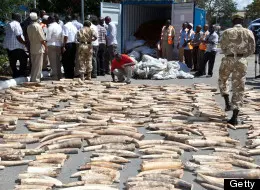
[223,94,231,111]
[228,109,239,126]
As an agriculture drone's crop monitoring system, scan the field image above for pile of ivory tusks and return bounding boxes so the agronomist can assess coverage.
[0,79,259,190]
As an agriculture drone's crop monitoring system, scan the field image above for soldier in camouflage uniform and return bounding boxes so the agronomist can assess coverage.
[76,20,97,80]
[218,14,255,125]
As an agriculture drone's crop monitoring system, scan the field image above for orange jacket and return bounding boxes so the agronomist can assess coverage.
[161,25,175,45]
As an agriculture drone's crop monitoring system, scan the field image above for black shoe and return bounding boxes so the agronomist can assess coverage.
[206,74,212,78]
[126,81,131,84]
[91,75,97,78]
[194,72,203,77]
[227,109,239,126]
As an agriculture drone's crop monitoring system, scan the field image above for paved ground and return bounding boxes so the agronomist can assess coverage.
[0,53,260,190]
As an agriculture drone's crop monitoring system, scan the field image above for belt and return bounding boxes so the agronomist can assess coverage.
[226,54,244,57]
[79,42,91,44]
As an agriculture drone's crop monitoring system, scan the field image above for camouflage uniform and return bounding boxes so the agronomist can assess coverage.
[219,24,255,110]
[77,27,96,80]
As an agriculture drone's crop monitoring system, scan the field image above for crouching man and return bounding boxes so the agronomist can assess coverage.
[111,53,135,84]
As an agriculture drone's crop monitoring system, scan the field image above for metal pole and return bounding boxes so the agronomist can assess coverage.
[81,0,84,24]
[34,0,36,8]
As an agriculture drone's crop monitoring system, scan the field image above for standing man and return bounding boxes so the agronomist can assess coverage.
[62,15,77,79]
[105,16,118,74]
[39,10,46,23]
[183,23,194,69]
[77,20,97,80]
[46,16,63,80]
[111,53,135,84]
[160,20,175,61]
[72,13,83,30]
[218,14,255,125]
[177,22,187,63]
[40,15,50,71]
[195,25,218,77]
[3,13,27,78]
[27,12,47,82]
[21,8,38,74]
[197,24,209,74]
[191,25,202,71]
[54,14,64,27]
[90,16,99,78]
[73,13,83,78]
[97,17,107,76]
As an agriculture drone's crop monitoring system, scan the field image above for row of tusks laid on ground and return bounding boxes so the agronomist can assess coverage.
[0,80,259,190]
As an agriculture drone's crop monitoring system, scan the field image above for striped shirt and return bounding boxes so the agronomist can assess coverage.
[97,24,106,45]
[3,20,25,51]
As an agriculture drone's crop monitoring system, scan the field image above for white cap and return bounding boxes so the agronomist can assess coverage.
[189,23,193,28]
[43,15,49,20]
[30,12,38,21]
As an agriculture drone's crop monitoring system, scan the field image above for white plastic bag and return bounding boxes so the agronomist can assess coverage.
[177,71,194,79]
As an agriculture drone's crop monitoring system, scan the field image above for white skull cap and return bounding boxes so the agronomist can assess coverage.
[30,12,38,21]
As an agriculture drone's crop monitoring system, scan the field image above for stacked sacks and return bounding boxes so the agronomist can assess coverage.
[125,37,157,61]
[133,55,193,79]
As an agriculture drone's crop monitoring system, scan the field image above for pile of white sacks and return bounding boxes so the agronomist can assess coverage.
[125,37,157,60]
[132,55,194,80]
[125,37,194,80]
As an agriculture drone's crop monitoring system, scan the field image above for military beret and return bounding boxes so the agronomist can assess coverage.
[83,20,92,27]
[232,14,244,20]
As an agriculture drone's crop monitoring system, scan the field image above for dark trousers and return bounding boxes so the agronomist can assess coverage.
[92,46,99,77]
[105,44,117,74]
[198,49,206,74]
[7,49,28,78]
[97,44,106,75]
[184,49,193,69]
[62,43,76,79]
[199,51,217,75]
[192,46,199,70]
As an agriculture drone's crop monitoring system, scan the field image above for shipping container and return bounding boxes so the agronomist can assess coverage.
[101,0,206,59]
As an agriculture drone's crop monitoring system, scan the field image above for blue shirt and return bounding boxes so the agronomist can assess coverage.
[179,29,186,47]
[184,29,195,50]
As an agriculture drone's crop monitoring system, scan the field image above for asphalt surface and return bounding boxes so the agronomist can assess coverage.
[0,53,260,190]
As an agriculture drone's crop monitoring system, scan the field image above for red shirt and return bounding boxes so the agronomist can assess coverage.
[111,54,134,72]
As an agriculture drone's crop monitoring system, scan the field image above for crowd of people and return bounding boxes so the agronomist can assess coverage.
[3,9,120,82]
[160,20,219,77]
